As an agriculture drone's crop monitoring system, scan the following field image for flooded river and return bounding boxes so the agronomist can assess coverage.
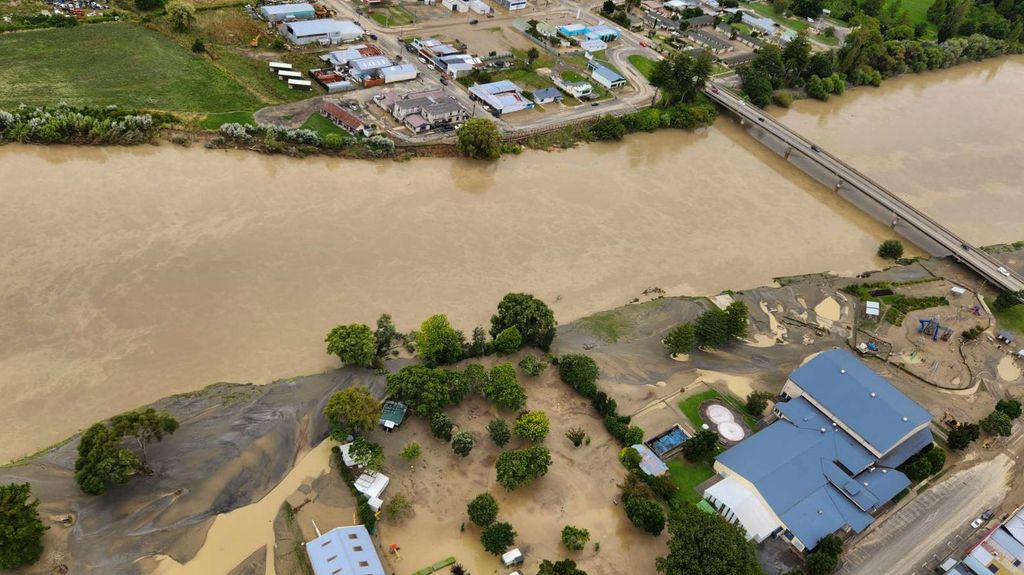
[2,57,1023,461]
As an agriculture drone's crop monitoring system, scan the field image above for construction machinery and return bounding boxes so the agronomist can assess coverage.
[313,2,335,17]
[942,409,961,429]
[250,32,262,47]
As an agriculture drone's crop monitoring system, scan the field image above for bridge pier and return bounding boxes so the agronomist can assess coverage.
[834,179,843,191]
[784,146,792,159]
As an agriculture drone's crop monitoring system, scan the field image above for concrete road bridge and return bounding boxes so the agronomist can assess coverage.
[705,83,1024,295]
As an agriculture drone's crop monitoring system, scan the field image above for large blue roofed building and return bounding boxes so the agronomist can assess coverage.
[307,525,385,575]
[704,349,933,551]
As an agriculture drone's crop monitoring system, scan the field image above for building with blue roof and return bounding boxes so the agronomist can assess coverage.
[704,350,932,551]
[587,62,626,89]
[306,524,385,575]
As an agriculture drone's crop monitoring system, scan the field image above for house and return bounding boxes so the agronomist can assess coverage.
[720,51,757,67]
[378,89,469,132]
[306,525,385,575]
[469,80,534,115]
[687,29,732,53]
[587,62,626,89]
[558,23,589,37]
[704,349,933,551]
[944,505,1024,574]
[664,0,699,10]
[686,14,715,27]
[495,0,527,9]
[349,55,394,78]
[553,75,592,98]
[441,0,470,12]
[645,11,680,31]
[354,471,390,510]
[380,63,418,84]
[282,19,364,45]
[261,2,315,22]
[532,87,562,104]
[632,443,669,476]
[320,102,372,136]
[469,0,491,13]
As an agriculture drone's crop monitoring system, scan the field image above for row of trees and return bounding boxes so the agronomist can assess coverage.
[217,121,395,158]
[947,398,1021,449]
[0,104,167,145]
[664,301,750,355]
[557,354,646,446]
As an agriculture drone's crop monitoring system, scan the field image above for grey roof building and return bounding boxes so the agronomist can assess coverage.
[306,525,385,575]
[705,350,933,552]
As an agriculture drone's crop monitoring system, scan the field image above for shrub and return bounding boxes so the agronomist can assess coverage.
[559,354,599,394]
[383,493,413,520]
[488,418,511,447]
[996,399,1022,420]
[480,521,517,554]
[566,427,587,447]
[514,411,550,442]
[495,446,552,490]
[623,495,665,535]
[467,492,499,526]
[452,431,475,457]
[590,114,626,141]
[623,426,644,445]
[664,323,696,355]
[604,414,630,444]
[430,412,454,442]
[494,326,524,354]
[483,364,527,411]
[682,429,718,462]
[400,442,421,461]
[191,38,206,53]
[948,422,980,450]
[561,525,591,551]
[518,355,548,376]
[591,392,617,417]
[646,473,679,501]
[981,410,1013,437]
[745,391,773,416]
[878,239,904,259]
[167,1,196,32]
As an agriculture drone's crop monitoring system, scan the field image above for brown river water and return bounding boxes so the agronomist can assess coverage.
[1,57,1022,462]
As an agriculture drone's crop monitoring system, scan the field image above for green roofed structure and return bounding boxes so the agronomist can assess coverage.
[380,400,407,431]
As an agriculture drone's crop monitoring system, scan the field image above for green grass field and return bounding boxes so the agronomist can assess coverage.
[997,305,1024,334]
[668,458,716,504]
[370,5,415,26]
[199,111,256,129]
[628,54,657,80]
[678,388,758,429]
[300,112,354,138]
[0,23,262,112]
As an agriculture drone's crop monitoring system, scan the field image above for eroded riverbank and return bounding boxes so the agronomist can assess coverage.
[2,57,1023,462]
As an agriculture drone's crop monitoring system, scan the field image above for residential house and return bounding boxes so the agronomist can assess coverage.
[469,80,534,115]
[580,38,607,52]
[587,62,626,89]
[687,29,732,53]
[553,75,593,98]
[306,525,385,575]
[282,19,364,45]
[704,349,933,551]
[378,89,469,133]
[320,102,373,136]
[261,2,315,22]
[686,14,715,27]
[532,87,562,104]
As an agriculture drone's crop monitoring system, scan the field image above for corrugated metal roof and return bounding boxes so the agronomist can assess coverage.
[306,525,385,575]
[262,2,314,15]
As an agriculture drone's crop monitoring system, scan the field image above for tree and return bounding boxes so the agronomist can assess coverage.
[490,293,557,350]
[468,326,489,357]
[134,0,164,11]
[483,364,527,411]
[739,67,774,108]
[467,492,499,526]
[682,429,718,462]
[456,118,502,160]
[592,392,617,417]
[561,525,591,551]
[877,239,904,259]
[383,493,413,520]
[806,550,839,575]
[900,455,933,482]
[75,423,141,495]
[655,504,761,575]
[514,411,550,442]
[649,50,714,104]
[782,31,811,82]
[430,412,454,442]
[488,418,512,447]
[445,369,472,405]
[538,559,588,575]
[791,0,824,17]
[745,391,773,416]
[109,407,179,469]
[324,387,382,440]
[804,51,834,80]
[464,363,489,393]
[664,323,696,355]
[602,0,615,12]
[997,399,1022,420]
[452,431,476,457]
[725,301,749,339]
[494,326,524,354]
[806,74,830,100]
[948,422,980,450]
[417,314,464,365]
[325,324,376,367]
[981,410,1013,436]
[590,114,627,141]
[624,495,666,535]
[558,354,600,395]
[401,441,422,461]
[0,483,46,570]
[926,447,946,474]
[518,355,547,376]
[993,291,1024,312]
[480,521,517,554]
[387,365,451,417]
[624,426,644,445]
[694,307,733,348]
[191,38,206,53]
[566,427,587,447]
[526,46,540,64]
[167,1,196,31]
[349,437,385,471]
[495,446,552,490]
[772,0,791,13]
[374,313,398,357]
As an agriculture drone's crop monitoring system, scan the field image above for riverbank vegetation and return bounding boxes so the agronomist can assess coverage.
[0,483,46,570]
[0,104,172,144]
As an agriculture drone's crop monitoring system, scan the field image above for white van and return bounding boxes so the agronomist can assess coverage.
[501,548,524,567]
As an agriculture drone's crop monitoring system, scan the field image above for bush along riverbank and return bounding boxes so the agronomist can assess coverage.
[0,104,174,145]
[209,122,397,159]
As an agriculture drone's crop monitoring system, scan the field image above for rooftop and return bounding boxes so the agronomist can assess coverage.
[262,2,314,14]
[306,525,385,575]
[286,19,363,36]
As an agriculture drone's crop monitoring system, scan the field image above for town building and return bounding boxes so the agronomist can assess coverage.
[687,29,732,53]
[943,505,1024,574]
[585,24,620,42]
[553,75,593,98]
[469,80,534,115]
[320,102,373,136]
[321,44,385,69]
[282,19,364,45]
[441,0,470,12]
[376,89,470,133]
[306,525,385,575]
[686,14,715,27]
[261,2,316,22]
[494,0,527,9]
[664,0,699,11]
[704,349,933,551]
[579,38,607,52]
[532,87,562,104]
[587,62,626,89]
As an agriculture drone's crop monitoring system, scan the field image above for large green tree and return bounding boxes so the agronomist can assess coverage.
[456,118,502,160]
[650,50,714,104]
[948,422,980,450]
[325,323,376,367]
[374,313,398,357]
[981,410,1013,436]
[725,301,749,339]
[694,307,733,348]
[386,365,451,417]
[480,521,517,554]
[490,293,557,351]
[624,495,666,535]
[75,423,141,495]
[558,354,600,397]
[495,446,552,490]
[452,431,475,457]
[538,559,588,575]
[467,492,499,526]
[324,387,382,440]
[664,323,696,355]
[416,314,464,366]
[656,504,762,575]
[483,364,527,411]
[0,483,47,570]
[110,407,179,470]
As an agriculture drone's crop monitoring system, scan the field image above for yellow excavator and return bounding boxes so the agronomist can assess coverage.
[250,32,262,48]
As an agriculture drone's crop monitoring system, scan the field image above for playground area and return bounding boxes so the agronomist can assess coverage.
[699,400,750,445]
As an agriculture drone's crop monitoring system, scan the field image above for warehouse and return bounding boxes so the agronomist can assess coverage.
[282,19,364,45]
[260,2,315,22]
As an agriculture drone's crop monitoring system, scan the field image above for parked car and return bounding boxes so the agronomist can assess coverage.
[418,57,428,64]
[971,516,985,529]
[469,18,479,24]
[590,102,599,107]
[811,144,822,152]
[997,266,1012,277]
[368,33,378,40]
[982,509,995,520]
[501,549,524,567]
[440,77,449,85]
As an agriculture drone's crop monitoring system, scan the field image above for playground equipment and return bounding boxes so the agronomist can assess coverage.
[919,318,954,342]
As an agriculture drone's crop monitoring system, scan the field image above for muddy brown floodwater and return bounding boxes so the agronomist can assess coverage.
[2,57,1023,462]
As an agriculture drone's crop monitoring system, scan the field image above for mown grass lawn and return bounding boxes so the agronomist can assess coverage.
[0,23,262,112]
[668,458,716,504]
[678,388,758,429]
[628,54,657,80]
[199,111,256,129]
[997,305,1024,334]
[300,112,355,138]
